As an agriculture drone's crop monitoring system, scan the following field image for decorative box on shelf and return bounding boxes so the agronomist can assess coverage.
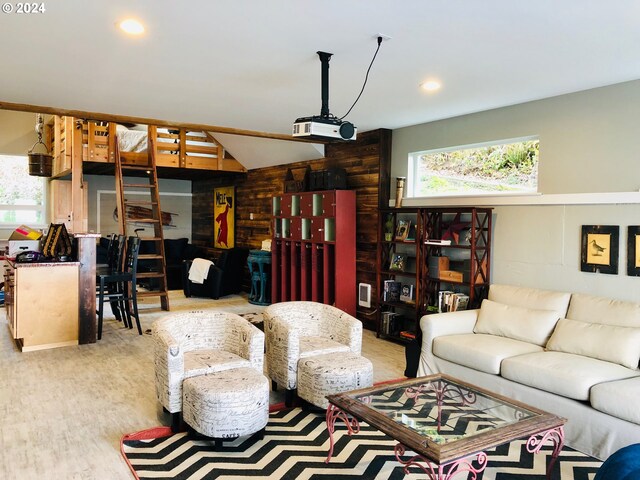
[439,270,464,282]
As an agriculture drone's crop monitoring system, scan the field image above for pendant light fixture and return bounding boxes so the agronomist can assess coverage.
[28,113,53,177]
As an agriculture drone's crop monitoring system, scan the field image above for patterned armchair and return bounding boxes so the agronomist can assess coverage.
[153,310,264,415]
[264,301,362,405]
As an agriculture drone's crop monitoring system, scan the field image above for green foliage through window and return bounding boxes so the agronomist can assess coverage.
[410,138,539,196]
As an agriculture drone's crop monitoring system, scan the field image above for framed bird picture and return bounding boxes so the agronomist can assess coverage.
[627,226,640,276]
[581,225,619,275]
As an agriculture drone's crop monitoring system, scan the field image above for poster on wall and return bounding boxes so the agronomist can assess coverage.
[214,186,235,249]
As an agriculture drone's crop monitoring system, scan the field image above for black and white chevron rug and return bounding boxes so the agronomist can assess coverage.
[121,408,601,479]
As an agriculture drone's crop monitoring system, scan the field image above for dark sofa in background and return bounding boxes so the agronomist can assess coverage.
[182,247,249,299]
[98,237,203,290]
[139,238,203,290]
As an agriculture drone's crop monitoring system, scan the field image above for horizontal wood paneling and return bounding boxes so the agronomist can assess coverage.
[192,129,391,329]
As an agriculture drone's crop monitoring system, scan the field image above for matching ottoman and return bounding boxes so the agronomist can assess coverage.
[182,367,269,438]
[297,352,373,408]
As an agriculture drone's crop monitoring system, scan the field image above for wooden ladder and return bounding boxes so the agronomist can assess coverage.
[114,126,170,311]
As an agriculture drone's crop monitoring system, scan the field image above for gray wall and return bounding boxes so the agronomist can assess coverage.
[393,79,640,194]
[391,80,640,302]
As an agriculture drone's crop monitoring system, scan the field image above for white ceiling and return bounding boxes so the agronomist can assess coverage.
[1,0,639,168]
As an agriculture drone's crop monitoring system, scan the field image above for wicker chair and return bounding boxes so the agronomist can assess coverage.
[263,301,362,406]
[152,310,264,430]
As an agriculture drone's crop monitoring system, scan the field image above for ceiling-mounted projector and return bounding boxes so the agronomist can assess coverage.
[293,51,357,141]
[293,116,356,141]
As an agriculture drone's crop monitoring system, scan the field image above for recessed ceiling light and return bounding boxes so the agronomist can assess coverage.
[119,18,145,35]
[420,80,441,92]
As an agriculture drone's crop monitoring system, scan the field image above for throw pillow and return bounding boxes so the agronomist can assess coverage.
[546,318,640,370]
[474,299,561,346]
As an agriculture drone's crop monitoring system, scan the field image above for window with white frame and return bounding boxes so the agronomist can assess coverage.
[408,137,539,197]
[0,154,46,226]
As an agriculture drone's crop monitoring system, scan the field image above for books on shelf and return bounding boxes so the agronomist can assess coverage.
[425,239,452,246]
[437,290,469,312]
[399,330,416,340]
[383,280,402,302]
[381,311,401,335]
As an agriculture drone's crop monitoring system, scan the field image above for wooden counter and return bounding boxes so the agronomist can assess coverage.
[3,260,80,352]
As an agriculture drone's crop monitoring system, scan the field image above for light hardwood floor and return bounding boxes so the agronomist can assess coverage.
[0,293,406,480]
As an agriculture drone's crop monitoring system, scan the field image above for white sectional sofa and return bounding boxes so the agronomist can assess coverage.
[418,284,640,460]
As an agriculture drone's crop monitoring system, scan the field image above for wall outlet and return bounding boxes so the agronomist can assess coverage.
[358,283,372,308]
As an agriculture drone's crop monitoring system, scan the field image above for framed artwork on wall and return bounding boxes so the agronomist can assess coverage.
[580,225,619,275]
[214,186,235,249]
[627,226,640,276]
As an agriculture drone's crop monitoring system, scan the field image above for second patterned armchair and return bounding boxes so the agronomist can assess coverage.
[263,301,363,406]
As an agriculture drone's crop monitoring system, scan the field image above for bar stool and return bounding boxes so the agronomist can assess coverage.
[97,236,142,339]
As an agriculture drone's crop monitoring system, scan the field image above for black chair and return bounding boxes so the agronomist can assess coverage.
[182,247,249,299]
[97,236,142,339]
[96,234,126,322]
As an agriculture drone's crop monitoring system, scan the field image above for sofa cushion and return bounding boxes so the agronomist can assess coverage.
[546,318,640,369]
[591,377,640,425]
[474,299,560,346]
[501,351,639,401]
[433,333,543,375]
[566,293,640,327]
[488,284,571,318]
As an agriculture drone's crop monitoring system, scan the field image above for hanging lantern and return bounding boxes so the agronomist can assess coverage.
[28,113,53,177]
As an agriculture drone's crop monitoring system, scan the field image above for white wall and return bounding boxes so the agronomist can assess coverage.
[391,80,640,302]
[86,174,192,241]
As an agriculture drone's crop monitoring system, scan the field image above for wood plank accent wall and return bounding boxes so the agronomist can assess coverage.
[191,128,391,329]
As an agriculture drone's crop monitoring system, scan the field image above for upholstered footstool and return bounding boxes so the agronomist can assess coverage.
[297,352,373,409]
[182,367,269,439]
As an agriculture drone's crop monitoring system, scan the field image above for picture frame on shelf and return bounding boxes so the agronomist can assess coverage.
[580,225,619,275]
[394,220,411,241]
[627,226,640,276]
[400,284,415,303]
[389,253,407,272]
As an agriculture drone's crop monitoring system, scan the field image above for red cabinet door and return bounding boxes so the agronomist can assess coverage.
[311,218,324,242]
[300,193,314,217]
[320,191,335,217]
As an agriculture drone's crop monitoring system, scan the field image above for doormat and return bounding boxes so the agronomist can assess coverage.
[121,408,601,479]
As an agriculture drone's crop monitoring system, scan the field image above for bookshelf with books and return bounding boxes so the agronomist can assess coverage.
[377,208,423,342]
[422,207,492,314]
[376,207,492,343]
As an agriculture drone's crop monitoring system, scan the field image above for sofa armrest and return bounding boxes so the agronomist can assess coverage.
[264,313,300,390]
[152,327,185,413]
[417,309,479,376]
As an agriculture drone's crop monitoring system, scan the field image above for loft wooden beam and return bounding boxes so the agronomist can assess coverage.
[0,100,327,144]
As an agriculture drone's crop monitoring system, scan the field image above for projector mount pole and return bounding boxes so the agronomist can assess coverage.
[317,51,333,119]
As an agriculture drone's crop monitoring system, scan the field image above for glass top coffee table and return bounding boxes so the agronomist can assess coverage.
[325,374,565,479]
